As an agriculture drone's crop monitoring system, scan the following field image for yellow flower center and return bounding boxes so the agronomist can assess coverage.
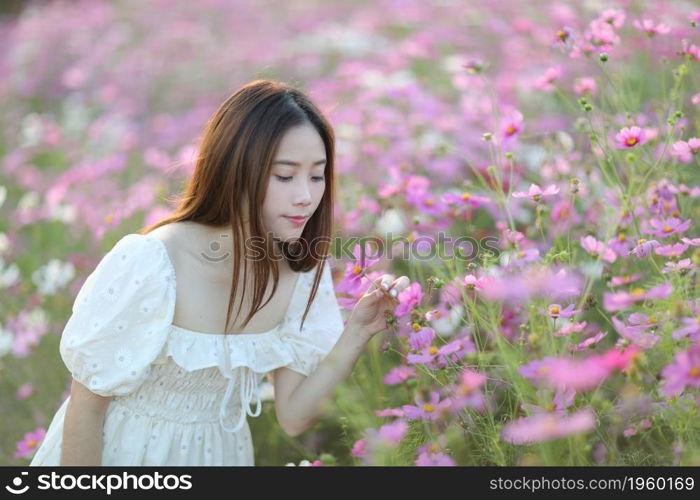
[428,346,438,355]
[550,306,560,315]
[690,366,700,378]
[637,238,647,245]
[647,316,657,324]
[630,288,646,296]
[695,316,700,325]
[352,265,362,275]
[412,322,422,331]
[506,125,516,135]
[423,403,435,413]
[424,199,434,207]
[461,192,471,200]
[626,137,638,146]
[407,234,416,243]
[104,214,114,224]
[536,366,550,375]
[28,439,37,448]
[544,402,556,411]
[662,226,673,233]
[517,251,525,259]
[618,233,626,241]
[428,444,439,453]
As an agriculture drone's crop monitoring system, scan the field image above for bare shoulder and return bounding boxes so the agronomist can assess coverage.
[145,222,193,264]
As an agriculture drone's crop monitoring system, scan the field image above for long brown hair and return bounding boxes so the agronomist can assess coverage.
[139,79,336,334]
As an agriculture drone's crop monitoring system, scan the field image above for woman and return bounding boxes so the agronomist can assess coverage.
[30,79,408,466]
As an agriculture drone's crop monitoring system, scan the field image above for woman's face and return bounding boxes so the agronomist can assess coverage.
[263,123,327,243]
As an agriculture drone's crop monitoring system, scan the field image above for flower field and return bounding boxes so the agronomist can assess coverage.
[1,0,699,465]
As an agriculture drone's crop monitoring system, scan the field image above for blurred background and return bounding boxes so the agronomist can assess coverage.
[1,0,699,465]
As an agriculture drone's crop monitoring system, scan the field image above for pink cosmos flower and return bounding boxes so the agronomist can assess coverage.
[623,418,652,437]
[573,77,597,95]
[633,18,670,36]
[375,407,405,418]
[546,303,580,319]
[570,331,608,352]
[522,388,576,415]
[500,109,524,142]
[661,343,700,397]
[599,8,625,28]
[351,438,368,458]
[671,314,700,341]
[463,274,493,291]
[450,368,487,412]
[512,183,560,202]
[335,242,380,296]
[440,191,490,209]
[682,237,700,246]
[13,427,46,458]
[603,282,673,312]
[377,420,409,444]
[534,66,562,91]
[395,282,423,317]
[682,40,700,62]
[611,316,660,349]
[554,320,588,337]
[415,443,455,466]
[615,126,646,148]
[580,235,617,263]
[670,138,700,163]
[501,409,596,444]
[402,391,453,421]
[655,243,689,258]
[479,266,581,304]
[383,365,418,385]
[609,273,642,286]
[408,326,435,351]
[647,217,692,238]
[628,239,660,258]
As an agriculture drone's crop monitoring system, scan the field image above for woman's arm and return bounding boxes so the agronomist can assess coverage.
[60,378,113,466]
[273,324,368,437]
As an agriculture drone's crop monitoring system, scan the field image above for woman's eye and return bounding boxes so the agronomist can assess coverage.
[275,175,325,182]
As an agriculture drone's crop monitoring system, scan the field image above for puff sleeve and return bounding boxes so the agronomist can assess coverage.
[280,261,346,376]
[59,234,176,397]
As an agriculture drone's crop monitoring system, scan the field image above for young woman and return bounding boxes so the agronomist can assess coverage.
[30,79,408,466]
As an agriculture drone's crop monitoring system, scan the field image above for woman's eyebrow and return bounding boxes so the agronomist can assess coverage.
[273,159,327,166]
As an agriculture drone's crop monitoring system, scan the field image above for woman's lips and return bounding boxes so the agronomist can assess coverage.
[284,216,308,227]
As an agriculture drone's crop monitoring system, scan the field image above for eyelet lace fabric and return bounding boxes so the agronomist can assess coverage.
[30,233,345,466]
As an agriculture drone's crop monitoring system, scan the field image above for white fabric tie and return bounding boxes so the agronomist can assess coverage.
[218,336,262,433]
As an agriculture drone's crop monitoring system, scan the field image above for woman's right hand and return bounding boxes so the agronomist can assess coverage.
[345,274,410,342]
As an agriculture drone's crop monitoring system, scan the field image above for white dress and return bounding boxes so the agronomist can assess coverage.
[30,233,345,466]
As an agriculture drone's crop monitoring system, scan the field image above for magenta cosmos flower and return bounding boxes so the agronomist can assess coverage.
[633,18,670,36]
[611,316,660,349]
[450,367,487,413]
[383,365,418,385]
[13,427,46,458]
[574,77,597,95]
[512,183,559,202]
[501,409,596,444]
[603,282,672,312]
[615,126,647,148]
[647,217,692,238]
[415,443,455,466]
[661,343,700,397]
[580,235,617,263]
[670,138,700,163]
[546,303,580,319]
[402,391,452,421]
